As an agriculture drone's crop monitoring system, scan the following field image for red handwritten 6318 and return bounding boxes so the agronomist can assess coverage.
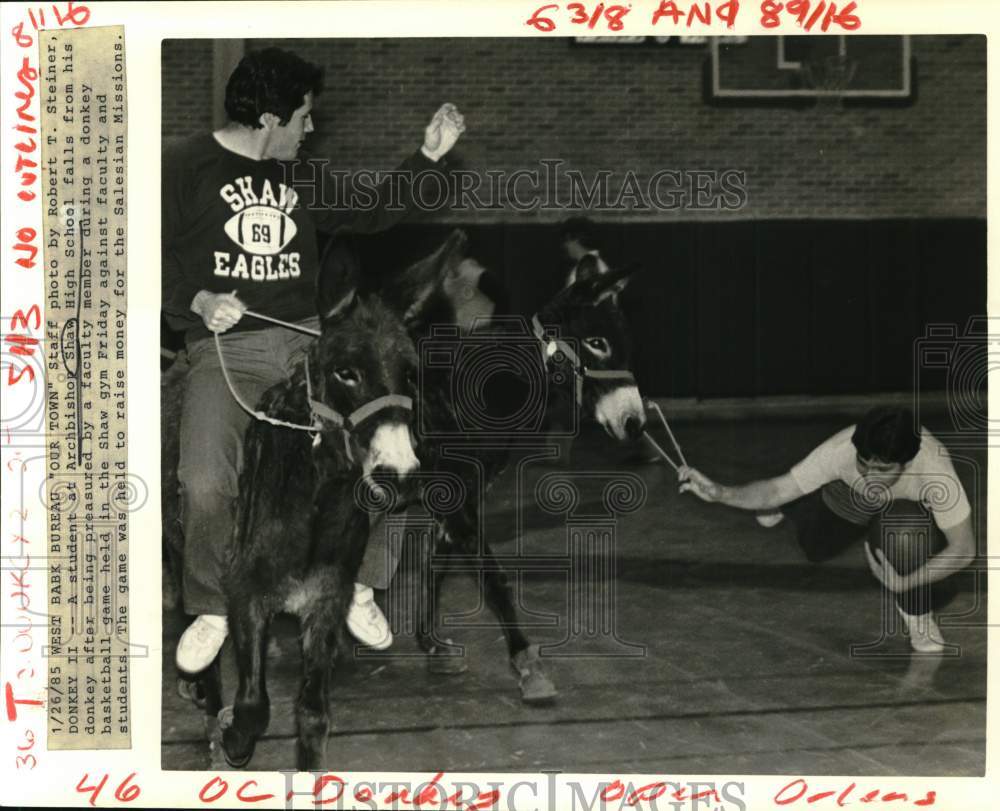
[526,3,632,33]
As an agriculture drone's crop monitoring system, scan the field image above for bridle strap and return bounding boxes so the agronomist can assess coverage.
[529,314,637,404]
[304,354,413,463]
[344,393,413,426]
[213,333,412,465]
[531,314,580,368]
[304,354,344,427]
[583,368,636,382]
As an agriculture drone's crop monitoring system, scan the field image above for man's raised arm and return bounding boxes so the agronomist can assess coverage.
[310,103,466,236]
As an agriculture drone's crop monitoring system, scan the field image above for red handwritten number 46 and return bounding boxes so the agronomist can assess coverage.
[76,773,141,806]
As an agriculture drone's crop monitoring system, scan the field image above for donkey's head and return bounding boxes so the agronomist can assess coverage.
[309,290,419,491]
[536,265,646,442]
[311,237,458,492]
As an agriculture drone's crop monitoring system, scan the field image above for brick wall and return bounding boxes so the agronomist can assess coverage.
[162,39,214,141]
[162,36,985,221]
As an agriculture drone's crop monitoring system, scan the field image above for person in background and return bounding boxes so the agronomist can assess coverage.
[679,406,975,653]
[560,216,609,289]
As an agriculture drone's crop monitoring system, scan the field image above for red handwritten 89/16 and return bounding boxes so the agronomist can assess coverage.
[526,3,632,32]
[760,0,861,31]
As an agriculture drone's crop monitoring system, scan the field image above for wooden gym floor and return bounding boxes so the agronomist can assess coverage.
[161,412,986,775]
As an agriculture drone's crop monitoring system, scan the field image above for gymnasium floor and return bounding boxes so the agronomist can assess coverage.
[160,412,987,775]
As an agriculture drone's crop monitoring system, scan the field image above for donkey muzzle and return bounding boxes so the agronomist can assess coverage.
[595,384,646,441]
[365,422,420,480]
[624,414,646,441]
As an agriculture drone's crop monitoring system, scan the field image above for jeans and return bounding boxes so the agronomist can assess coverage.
[177,321,398,615]
[785,481,957,616]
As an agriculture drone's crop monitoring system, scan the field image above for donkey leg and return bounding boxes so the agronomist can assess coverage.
[200,654,224,717]
[416,525,467,675]
[296,617,337,771]
[479,541,531,657]
[454,532,557,704]
[200,653,235,769]
[221,597,270,769]
[443,514,531,659]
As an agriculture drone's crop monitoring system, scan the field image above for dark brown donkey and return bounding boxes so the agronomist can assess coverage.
[217,246,451,770]
[377,229,647,704]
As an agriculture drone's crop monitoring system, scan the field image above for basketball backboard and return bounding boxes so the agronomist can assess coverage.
[707,35,914,105]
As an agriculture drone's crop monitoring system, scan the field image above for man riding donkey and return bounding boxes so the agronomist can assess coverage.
[161,46,465,673]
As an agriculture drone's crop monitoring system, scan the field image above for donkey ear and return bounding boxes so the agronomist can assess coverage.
[590,262,640,306]
[575,254,602,284]
[317,236,360,322]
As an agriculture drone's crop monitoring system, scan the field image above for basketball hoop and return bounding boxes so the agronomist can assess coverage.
[802,54,858,104]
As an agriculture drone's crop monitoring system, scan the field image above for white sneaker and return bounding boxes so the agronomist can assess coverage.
[755,510,785,528]
[176,614,228,673]
[896,605,945,654]
[347,585,393,650]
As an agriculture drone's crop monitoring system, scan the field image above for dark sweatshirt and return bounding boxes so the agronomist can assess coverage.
[162,134,440,341]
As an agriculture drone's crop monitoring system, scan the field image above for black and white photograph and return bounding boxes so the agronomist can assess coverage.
[158,32,987,782]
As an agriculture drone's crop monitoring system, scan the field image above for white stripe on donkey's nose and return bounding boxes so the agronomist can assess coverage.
[366,422,420,478]
[595,385,645,441]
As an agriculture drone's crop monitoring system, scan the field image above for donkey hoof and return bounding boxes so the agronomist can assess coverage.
[221,729,255,769]
[216,706,255,769]
[205,715,229,770]
[426,639,468,676]
[511,644,557,704]
[176,676,207,710]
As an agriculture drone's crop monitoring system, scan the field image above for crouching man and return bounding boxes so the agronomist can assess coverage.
[679,406,975,653]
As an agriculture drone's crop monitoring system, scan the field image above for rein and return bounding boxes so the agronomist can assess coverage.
[243,309,321,337]
[212,311,412,463]
[529,314,636,406]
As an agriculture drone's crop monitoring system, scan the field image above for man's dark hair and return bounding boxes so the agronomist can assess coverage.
[225,48,323,128]
[559,216,600,250]
[851,406,921,465]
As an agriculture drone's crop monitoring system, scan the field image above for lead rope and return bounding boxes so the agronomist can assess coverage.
[243,309,321,337]
[212,313,411,465]
[641,400,688,477]
[529,315,688,477]
[211,310,322,433]
[213,331,322,434]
